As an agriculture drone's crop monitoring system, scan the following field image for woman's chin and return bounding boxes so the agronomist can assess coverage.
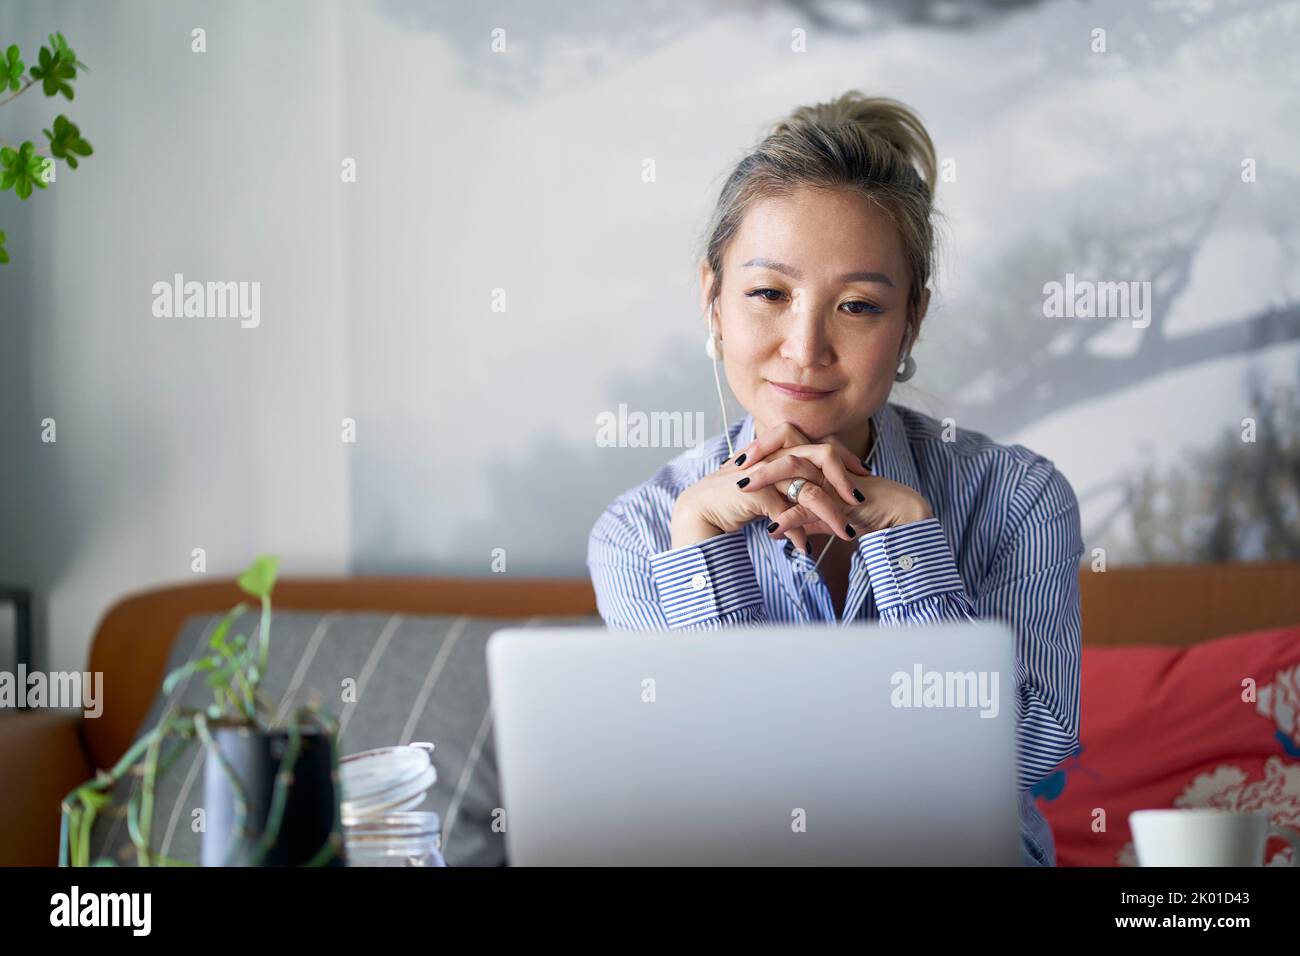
[753,401,838,438]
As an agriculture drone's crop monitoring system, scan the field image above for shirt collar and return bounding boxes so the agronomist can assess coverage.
[734,402,924,497]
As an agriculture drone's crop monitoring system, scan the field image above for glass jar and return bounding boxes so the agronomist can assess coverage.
[344,811,446,867]
[339,742,446,867]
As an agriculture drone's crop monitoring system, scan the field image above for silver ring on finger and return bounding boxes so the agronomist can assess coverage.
[786,477,808,505]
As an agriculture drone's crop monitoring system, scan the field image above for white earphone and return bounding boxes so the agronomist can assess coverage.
[895,325,916,382]
[704,304,722,360]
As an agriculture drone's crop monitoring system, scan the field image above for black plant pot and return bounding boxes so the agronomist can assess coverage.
[201,722,346,867]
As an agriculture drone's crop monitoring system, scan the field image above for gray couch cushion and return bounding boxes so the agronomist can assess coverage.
[90,610,602,867]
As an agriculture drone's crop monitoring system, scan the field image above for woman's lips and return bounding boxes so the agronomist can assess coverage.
[769,381,836,401]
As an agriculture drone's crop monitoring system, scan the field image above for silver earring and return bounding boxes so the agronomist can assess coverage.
[895,352,916,382]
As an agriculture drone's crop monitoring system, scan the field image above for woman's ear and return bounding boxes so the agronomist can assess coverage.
[698,261,715,317]
[900,287,930,357]
[912,286,931,339]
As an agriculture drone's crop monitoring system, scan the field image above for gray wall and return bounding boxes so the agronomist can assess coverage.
[0,0,352,673]
[2,0,1298,673]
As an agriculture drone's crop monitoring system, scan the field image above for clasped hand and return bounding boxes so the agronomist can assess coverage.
[734,421,934,552]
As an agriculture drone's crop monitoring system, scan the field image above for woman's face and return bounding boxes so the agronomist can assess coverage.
[702,185,927,458]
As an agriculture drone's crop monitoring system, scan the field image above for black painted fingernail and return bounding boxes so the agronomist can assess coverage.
[845,523,856,537]
[734,453,747,467]
[766,521,779,533]
[722,457,730,465]
[736,477,750,489]
[852,488,865,502]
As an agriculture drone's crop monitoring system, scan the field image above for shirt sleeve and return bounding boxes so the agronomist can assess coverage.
[855,461,1084,791]
[858,517,978,625]
[977,460,1084,791]
[588,498,767,631]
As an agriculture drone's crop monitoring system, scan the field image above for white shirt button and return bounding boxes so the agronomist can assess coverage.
[690,573,707,591]
[897,555,915,571]
[805,571,819,585]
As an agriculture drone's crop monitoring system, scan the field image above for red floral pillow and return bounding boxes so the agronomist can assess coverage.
[1033,624,1300,866]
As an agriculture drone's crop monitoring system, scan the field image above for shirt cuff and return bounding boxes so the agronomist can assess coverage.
[857,517,966,610]
[648,530,762,629]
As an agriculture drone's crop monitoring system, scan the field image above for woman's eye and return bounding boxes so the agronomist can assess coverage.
[842,300,884,316]
[745,288,785,302]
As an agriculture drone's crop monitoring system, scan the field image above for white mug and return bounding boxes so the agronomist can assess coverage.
[1129,809,1300,867]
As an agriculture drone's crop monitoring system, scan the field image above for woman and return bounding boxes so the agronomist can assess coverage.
[587,91,1083,866]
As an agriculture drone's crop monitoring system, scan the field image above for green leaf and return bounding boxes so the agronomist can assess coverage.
[44,115,93,170]
[2,142,49,200]
[238,555,280,599]
[2,44,23,92]
[203,602,248,653]
[0,230,9,265]
[205,668,234,689]
[30,34,83,99]
[162,654,219,696]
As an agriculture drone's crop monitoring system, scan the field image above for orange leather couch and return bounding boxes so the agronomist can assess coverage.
[4,564,1300,867]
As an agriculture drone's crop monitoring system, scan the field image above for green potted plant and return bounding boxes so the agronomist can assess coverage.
[58,556,347,867]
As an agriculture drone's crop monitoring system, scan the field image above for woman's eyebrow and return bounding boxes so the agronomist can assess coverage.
[741,257,895,287]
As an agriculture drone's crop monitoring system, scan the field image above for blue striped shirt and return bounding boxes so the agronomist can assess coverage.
[587,400,1084,865]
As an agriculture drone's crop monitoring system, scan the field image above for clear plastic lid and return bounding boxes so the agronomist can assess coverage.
[339,742,437,825]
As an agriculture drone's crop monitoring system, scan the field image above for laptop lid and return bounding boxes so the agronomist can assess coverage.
[486,622,1021,865]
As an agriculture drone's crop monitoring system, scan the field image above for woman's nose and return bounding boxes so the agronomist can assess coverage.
[780,301,833,366]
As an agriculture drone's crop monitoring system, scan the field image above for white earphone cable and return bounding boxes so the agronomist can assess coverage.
[711,341,735,461]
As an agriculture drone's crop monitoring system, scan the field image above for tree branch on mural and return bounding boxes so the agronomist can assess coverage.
[1120,369,1300,562]
[937,174,1300,436]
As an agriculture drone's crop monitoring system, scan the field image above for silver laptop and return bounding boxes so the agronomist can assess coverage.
[486,622,1021,865]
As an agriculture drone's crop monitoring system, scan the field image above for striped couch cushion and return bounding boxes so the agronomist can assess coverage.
[91,610,603,867]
